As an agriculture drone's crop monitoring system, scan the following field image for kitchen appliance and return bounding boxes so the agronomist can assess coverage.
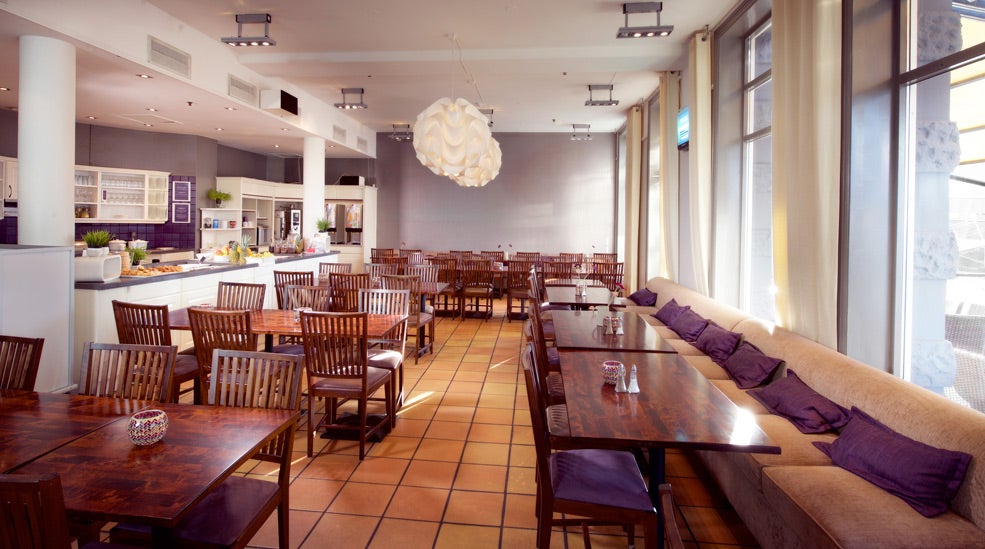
[277,209,301,239]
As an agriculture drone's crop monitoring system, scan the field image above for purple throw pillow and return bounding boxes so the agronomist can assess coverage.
[669,308,709,342]
[721,341,783,389]
[813,407,971,517]
[628,288,658,307]
[749,370,849,433]
[694,322,742,364]
[653,299,687,325]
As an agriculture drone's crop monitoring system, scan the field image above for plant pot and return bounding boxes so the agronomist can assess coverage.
[83,247,109,257]
[215,199,223,208]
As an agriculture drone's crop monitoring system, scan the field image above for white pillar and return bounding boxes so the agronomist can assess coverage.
[18,36,75,246]
[301,137,326,245]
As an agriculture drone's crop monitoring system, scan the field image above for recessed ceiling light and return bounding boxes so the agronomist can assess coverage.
[328,145,335,148]
[225,106,236,111]
[273,144,280,148]
[136,74,152,79]
[86,116,97,120]
[146,107,158,112]
[0,87,11,92]
[143,123,153,127]
[280,128,289,131]
[215,127,224,131]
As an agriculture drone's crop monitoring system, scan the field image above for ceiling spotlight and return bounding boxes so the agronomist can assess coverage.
[571,123,592,141]
[389,123,413,142]
[617,2,674,38]
[585,84,619,107]
[220,13,277,46]
[478,108,494,128]
[334,88,367,110]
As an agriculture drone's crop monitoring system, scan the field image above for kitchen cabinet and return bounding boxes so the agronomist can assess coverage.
[73,165,170,223]
[3,157,16,201]
[325,185,377,269]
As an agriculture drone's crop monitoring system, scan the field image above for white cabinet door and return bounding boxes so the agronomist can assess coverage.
[4,158,16,200]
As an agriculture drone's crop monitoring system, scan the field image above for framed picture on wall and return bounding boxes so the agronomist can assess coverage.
[172,180,191,202]
[172,203,191,224]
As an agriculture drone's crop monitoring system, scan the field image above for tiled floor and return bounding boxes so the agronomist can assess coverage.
[167,298,759,548]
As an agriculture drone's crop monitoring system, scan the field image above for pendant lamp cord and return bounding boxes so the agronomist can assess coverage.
[450,34,485,107]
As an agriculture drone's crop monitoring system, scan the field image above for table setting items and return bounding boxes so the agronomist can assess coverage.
[601,314,623,335]
[293,306,313,321]
[613,363,641,393]
[601,360,622,384]
[127,409,168,446]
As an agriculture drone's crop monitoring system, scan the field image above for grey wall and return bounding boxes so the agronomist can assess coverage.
[374,132,617,254]
[216,145,272,180]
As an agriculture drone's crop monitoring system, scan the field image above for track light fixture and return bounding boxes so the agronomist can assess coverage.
[389,123,413,142]
[617,2,674,38]
[334,88,367,110]
[571,123,592,141]
[220,13,277,46]
[585,84,619,107]
[478,107,494,128]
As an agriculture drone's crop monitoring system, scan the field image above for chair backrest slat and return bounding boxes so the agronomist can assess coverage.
[0,335,44,391]
[216,281,266,310]
[319,262,352,276]
[78,342,176,402]
[284,284,333,312]
[273,271,314,309]
[0,473,72,549]
[329,272,372,312]
[300,311,369,379]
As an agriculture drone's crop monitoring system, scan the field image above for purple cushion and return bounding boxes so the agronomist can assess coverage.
[750,370,849,432]
[721,341,783,389]
[668,308,708,342]
[694,322,741,364]
[813,407,971,517]
[653,299,687,326]
[627,288,657,307]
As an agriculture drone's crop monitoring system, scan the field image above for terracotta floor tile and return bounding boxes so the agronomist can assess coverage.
[420,368,455,380]
[366,435,421,460]
[369,518,440,549]
[302,513,378,548]
[288,477,344,511]
[434,524,502,549]
[403,390,444,406]
[249,508,320,549]
[326,481,396,516]
[485,371,519,384]
[401,459,458,489]
[458,362,490,372]
[452,370,486,382]
[433,405,475,423]
[442,490,505,526]
[477,393,514,409]
[467,423,513,444]
[453,463,507,492]
[447,380,485,393]
[502,493,538,529]
[461,441,511,466]
[500,527,539,548]
[509,443,537,467]
[349,456,410,485]
[506,466,536,495]
[425,420,472,441]
[384,485,450,521]
[513,409,532,426]
[511,424,534,445]
[472,407,516,425]
[387,417,429,438]
[395,402,438,421]
[413,379,451,393]
[480,382,516,396]
[298,453,359,481]
[415,438,466,462]
[440,392,480,407]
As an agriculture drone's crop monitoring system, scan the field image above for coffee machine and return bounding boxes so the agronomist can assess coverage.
[276,209,302,239]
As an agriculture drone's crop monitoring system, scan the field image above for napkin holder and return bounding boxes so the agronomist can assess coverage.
[75,253,122,282]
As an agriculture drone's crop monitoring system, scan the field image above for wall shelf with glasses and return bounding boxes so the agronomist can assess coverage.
[73,165,171,223]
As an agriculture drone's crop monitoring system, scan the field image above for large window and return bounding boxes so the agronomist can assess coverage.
[740,20,775,321]
[901,1,985,413]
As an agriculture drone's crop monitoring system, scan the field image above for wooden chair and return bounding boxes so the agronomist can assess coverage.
[329,272,372,312]
[528,301,565,406]
[284,284,334,312]
[188,308,257,402]
[111,349,302,549]
[300,311,395,460]
[376,255,409,274]
[506,260,535,322]
[0,334,44,391]
[381,274,435,363]
[428,256,461,316]
[408,264,439,283]
[542,260,577,283]
[592,261,625,292]
[0,472,123,549]
[273,270,314,309]
[78,342,175,403]
[112,300,199,403]
[514,251,541,263]
[479,250,504,262]
[319,262,352,277]
[358,288,409,411]
[370,248,398,261]
[559,252,585,264]
[592,252,618,262]
[216,281,266,310]
[659,484,687,549]
[521,346,658,549]
[365,262,400,280]
[459,258,494,319]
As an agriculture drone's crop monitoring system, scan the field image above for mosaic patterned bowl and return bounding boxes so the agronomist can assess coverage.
[128,409,168,446]
[601,361,623,385]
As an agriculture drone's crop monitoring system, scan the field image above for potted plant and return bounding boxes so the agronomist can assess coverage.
[82,230,114,256]
[207,188,232,208]
[128,246,147,266]
[316,218,331,233]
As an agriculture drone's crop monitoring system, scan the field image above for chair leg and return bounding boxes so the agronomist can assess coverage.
[278,502,289,549]
[358,398,367,460]
[307,395,315,458]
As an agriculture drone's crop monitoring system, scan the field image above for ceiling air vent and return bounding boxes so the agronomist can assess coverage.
[356,137,368,151]
[227,75,258,106]
[333,125,347,143]
[147,36,190,78]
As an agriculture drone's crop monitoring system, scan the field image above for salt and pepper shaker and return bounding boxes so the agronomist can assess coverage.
[615,364,628,392]
[627,364,640,393]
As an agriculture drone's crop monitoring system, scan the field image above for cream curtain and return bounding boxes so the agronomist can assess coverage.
[624,106,643,292]
[772,0,842,347]
[688,33,713,295]
[659,72,680,280]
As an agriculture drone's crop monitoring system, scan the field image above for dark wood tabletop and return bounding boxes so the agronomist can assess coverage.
[169,307,406,339]
[551,310,676,353]
[0,390,150,473]
[544,285,615,307]
[13,401,298,529]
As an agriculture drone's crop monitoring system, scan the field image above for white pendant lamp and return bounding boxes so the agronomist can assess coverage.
[413,97,501,188]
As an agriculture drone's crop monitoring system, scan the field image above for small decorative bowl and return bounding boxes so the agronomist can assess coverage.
[601,361,623,385]
[128,409,168,446]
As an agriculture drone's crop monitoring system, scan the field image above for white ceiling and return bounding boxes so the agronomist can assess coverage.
[0,0,734,158]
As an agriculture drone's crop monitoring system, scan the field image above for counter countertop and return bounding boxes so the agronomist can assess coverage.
[74,250,340,290]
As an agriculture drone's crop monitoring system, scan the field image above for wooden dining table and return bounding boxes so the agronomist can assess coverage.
[556,349,779,495]
[168,307,407,351]
[550,310,676,353]
[544,284,614,308]
[12,399,297,547]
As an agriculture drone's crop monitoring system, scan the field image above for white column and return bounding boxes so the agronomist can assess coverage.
[18,36,75,246]
[301,137,326,245]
